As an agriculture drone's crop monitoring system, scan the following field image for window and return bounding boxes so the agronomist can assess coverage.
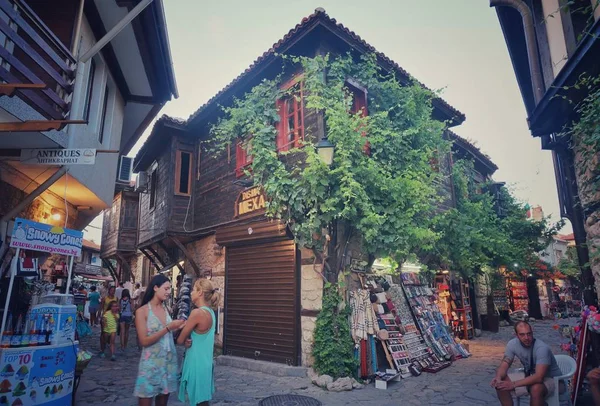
[276,80,304,152]
[149,163,158,210]
[347,80,369,154]
[82,59,95,122]
[122,199,138,229]
[235,138,253,177]
[175,150,193,195]
[98,84,109,144]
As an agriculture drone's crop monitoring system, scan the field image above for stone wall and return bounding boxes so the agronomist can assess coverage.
[299,247,323,367]
[185,234,225,348]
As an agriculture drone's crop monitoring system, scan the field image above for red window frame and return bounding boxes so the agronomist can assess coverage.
[277,78,304,152]
[235,138,253,177]
[347,81,369,154]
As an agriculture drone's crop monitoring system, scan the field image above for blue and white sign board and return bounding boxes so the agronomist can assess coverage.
[10,218,83,257]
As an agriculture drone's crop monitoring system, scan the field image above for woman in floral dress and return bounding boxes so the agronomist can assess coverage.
[134,275,185,406]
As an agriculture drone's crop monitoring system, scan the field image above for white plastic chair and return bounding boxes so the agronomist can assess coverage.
[515,354,577,406]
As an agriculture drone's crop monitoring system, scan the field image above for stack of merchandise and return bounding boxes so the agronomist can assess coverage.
[173,275,193,341]
[510,281,529,312]
[349,289,379,380]
[402,276,470,360]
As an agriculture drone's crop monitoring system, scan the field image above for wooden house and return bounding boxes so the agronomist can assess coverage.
[102,8,498,367]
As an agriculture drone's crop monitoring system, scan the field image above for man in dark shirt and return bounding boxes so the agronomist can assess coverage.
[491,321,561,406]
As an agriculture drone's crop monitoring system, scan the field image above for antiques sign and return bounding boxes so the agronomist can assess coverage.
[20,148,96,165]
[235,186,266,217]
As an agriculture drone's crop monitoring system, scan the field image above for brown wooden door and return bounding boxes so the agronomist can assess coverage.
[224,239,299,365]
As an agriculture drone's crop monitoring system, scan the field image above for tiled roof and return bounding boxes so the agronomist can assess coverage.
[186,7,465,126]
[133,114,186,172]
[447,130,498,173]
[83,239,100,251]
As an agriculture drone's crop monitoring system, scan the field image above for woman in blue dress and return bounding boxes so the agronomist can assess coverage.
[177,278,220,406]
[134,275,185,406]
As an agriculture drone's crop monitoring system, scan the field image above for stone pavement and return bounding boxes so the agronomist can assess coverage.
[74,319,574,406]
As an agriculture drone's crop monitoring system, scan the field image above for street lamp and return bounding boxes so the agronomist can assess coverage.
[316,137,334,167]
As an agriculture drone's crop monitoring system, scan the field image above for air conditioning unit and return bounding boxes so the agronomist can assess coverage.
[117,156,133,183]
[135,171,149,192]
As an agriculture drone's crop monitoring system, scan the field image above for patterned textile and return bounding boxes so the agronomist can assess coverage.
[360,339,368,378]
[350,290,379,342]
[134,303,179,398]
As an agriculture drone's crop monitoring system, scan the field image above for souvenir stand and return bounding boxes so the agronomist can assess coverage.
[401,272,470,361]
[508,279,529,313]
[0,218,82,406]
[448,279,474,340]
[349,271,470,390]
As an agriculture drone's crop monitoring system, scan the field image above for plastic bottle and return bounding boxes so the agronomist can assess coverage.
[10,314,22,347]
[20,313,30,347]
[0,313,12,348]
[37,315,47,346]
[29,314,38,347]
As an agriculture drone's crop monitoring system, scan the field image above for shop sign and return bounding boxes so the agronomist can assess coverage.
[20,148,96,165]
[0,344,77,405]
[10,218,83,257]
[74,263,102,276]
[235,186,266,217]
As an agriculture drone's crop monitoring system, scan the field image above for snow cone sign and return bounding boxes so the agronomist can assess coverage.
[10,218,83,257]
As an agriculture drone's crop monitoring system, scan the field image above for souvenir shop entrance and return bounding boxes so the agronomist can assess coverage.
[217,221,299,366]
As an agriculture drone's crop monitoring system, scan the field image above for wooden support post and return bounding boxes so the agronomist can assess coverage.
[102,258,118,283]
[116,253,133,282]
[140,248,161,271]
[147,246,166,267]
[169,236,201,277]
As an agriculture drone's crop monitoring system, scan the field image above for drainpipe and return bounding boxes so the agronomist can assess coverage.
[489,0,544,103]
[0,167,69,260]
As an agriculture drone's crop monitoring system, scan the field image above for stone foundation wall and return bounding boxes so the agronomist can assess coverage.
[185,234,225,348]
[299,247,323,367]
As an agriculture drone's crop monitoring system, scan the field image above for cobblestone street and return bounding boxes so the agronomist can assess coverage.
[73,319,573,406]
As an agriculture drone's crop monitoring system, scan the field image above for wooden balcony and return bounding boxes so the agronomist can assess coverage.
[0,0,76,120]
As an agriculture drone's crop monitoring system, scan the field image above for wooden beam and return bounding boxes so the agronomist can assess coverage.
[102,258,118,283]
[0,120,86,132]
[169,236,201,277]
[157,240,184,273]
[147,246,166,267]
[157,260,181,274]
[140,248,161,271]
[0,83,46,97]
[128,94,159,105]
[116,253,134,282]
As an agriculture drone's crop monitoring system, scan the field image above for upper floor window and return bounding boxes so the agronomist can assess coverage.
[175,150,193,195]
[277,79,304,152]
[347,80,369,154]
[98,84,110,144]
[236,138,253,177]
[149,162,158,210]
[82,59,96,122]
[122,199,138,229]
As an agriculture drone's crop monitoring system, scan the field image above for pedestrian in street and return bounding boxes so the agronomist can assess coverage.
[88,286,101,326]
[100,301,120,361]
[119,289,133,351]
[491,321,562,406]
[100,286,117,355]
[132,283,142,310]
[177,279,219,406]
[116,281,124,300]
[134,274,185,406]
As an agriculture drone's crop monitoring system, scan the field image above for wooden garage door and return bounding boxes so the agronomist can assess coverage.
[224,239,299,365]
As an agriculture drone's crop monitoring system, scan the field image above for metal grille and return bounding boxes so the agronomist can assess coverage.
[259,394,322,406]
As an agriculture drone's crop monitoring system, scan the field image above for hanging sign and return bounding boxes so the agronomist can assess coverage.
[20,148,96,165]
[10,218,83,257]
[234,186,266,217]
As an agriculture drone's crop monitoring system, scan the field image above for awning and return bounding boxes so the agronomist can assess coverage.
[75,273,112,282]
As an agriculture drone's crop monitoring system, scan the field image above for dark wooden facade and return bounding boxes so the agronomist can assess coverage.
[100,191,139,258]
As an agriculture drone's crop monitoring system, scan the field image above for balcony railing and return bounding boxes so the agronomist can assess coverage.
[0,0,75,120]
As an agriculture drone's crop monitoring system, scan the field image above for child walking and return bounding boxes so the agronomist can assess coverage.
[101,301,119,361]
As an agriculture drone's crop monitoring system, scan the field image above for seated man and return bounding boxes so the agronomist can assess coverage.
[491,321,562,406]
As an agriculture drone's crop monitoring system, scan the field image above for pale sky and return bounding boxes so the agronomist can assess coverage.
[84,0,567,243]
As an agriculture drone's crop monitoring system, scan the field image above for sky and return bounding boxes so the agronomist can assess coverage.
[83,0,568,242]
